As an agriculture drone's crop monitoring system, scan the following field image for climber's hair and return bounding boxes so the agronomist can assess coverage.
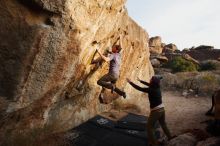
[113,45,122,53]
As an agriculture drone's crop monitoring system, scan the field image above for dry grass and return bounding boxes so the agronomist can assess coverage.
[160,71,220,95]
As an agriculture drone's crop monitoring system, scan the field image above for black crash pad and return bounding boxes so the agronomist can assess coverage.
[115,113,147,131]
[68,114,160,146]
[114,113,160,139]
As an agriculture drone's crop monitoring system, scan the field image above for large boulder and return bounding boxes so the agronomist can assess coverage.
[0,0,153,137]
[164,43,178,53]
[182,54,200,65]
[196,137,220,146]
[167,133,198,146]
[150,55,168,68]
[149,36,163,54]
[151,58,161,67]
[156,55,168,62]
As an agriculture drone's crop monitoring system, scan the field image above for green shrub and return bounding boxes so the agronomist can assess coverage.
[199,61,217,71]
[202,74,216,81]
[164,56,198,72]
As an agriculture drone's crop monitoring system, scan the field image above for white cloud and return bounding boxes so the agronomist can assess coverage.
[126,0,220,50]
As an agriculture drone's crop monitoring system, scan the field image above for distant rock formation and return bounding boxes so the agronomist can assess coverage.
[149,36,177,67]
[149,36,163,54]
[0,0,153,136]
[164,43,178,53]
[194,45,214,50]
[149,35,220,67]
[183,45,220,61]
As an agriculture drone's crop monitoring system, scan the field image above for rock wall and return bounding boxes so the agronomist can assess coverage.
[0,0,153,134]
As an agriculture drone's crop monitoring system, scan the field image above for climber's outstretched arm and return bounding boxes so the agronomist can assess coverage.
[126,78,149,93]
[96,48,110,62]
[137,77,150,86]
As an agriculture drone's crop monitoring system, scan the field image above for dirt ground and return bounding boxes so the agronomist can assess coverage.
[162,91,212,135]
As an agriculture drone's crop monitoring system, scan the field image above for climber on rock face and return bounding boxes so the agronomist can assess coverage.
[96,35,126,99]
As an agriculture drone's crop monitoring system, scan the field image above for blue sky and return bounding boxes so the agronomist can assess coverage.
[126,0,220,50]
